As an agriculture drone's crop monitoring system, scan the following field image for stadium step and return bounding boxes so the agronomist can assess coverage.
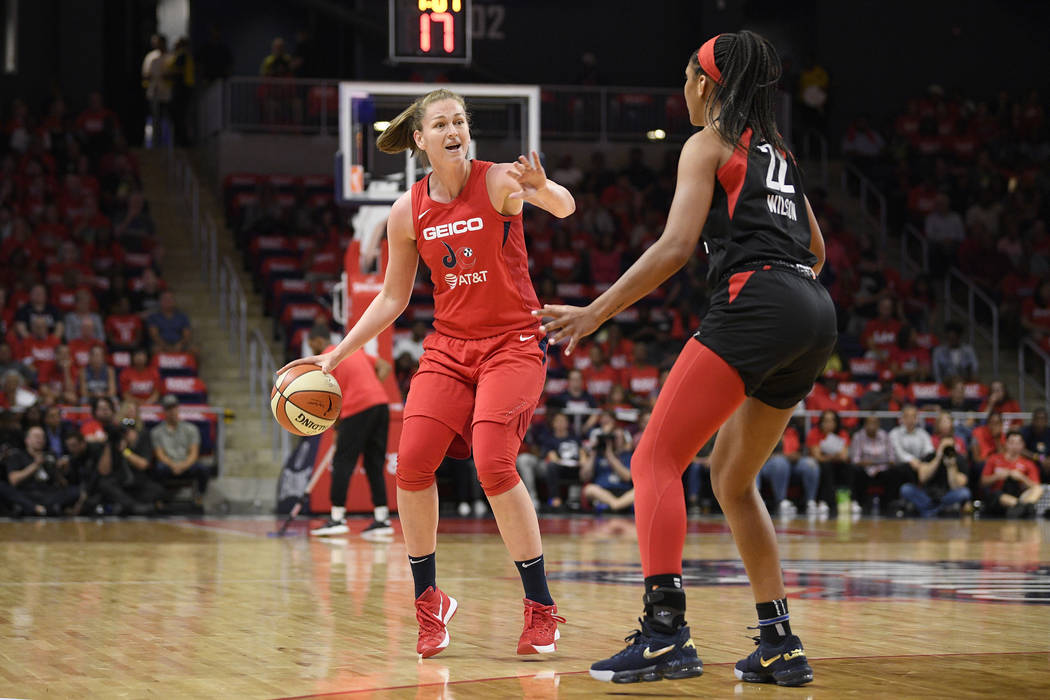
[138,148,287,509]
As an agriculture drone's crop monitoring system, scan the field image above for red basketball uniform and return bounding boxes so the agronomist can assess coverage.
[404,160,546,459]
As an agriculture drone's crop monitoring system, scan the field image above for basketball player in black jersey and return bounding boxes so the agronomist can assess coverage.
[537,31,833,686]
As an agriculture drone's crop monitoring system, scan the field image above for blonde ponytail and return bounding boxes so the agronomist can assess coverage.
[375,89,468,169]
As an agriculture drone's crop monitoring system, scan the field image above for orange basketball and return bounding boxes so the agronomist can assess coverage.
[270,364,342,436]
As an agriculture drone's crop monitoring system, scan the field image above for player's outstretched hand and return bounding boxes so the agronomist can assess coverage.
[508,151,547,199]
[533,303,602,356]
[277,352,334,376]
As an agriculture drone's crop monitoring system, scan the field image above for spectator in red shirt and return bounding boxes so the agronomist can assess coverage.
[105,296,144,350]
[889,326,931,383]
[600,322,633,372]
[623,341,659,402]
[582,345,620,399]
[980,381,1021,418]
[980,431,1044,517]
[970,412,1006,465]
[119,349,161,404]
[39,344,78,406]
[68,323,104,368]
[1021,280,1050,341]
[862,297,902,361]
[588,231,623,285]
[18,316,60,379]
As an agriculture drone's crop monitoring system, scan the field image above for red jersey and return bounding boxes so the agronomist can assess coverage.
[982,453,1039,491]
[411,160,540,339]
[862,318,902,352]
[625,365,660,398]
[105,314,143,347]
[582,364,621,397]
[971,425,1005,461]
[120,366,162,401]
[325,345,387,418]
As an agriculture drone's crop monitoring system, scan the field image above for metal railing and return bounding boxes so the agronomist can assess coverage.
[944,267,999,376]
[840,162,888,247]
[1018,338,1050,409]
[249,328,290,461]
[799,128,829,188]
[900,223,930,276]
[219,256,248,372]
[201,77,708,143]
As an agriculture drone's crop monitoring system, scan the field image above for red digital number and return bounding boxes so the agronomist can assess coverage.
[419,12,455,54]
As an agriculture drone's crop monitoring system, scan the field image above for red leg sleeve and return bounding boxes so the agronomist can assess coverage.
[634,340,746,577]
[395,415,457,491]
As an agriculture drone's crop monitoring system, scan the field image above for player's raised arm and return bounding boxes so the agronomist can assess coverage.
[493,151,575,218]
[277,192,419,374]
[535,129,721,354]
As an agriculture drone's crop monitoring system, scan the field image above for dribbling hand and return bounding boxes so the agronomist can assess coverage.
[277,352,334,376]
[508,151,547,200]
[533,303,603,356]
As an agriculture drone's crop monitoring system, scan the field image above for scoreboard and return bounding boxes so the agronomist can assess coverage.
[389,0,472,64]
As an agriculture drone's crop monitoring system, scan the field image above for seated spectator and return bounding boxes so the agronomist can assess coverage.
[0,370,37,410]
[970,412,1006,466]
[851,415,905,512]
[581,420,634,513]
[980,380,1020,417]
[68,323,104,367]
[900,410,971,517]
[393,321,427,364]
[119,349,161,404]
[861,297,901,361]
[806,409,857,515]
[1021,280,1050,343]
[582,346,620,399]
[41,404,73,457]
[80,395,116,443]
[600,322,633,372]
[132,268,164,315]
[14,283,63,340]
[63,289,103,341]
[0,340,34,385]
[516,421,549,508]
[1021,407,1050,480]
[38,344,78,406]
[841,116,885,162]
[931,322,978,382]
[79,345,117,403]
[151,394,209,498]
[146,291,193,354]
[17,316,60,380]
[64,429,161,517]
[889,326,931,383]
[758,424,820,517]
[980,431,1044,518]
[0,425,80,515]
[542,412,583,510]
[105,295,144,350]
[548,369,598,422]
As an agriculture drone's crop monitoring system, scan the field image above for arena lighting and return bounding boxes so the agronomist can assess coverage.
[646,129,667,141]
[373,120,392,132]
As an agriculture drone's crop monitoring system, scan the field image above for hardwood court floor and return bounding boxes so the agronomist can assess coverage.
[0,515,1048,699]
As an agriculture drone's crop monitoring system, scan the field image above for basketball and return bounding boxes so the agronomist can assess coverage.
[270,365,342,436]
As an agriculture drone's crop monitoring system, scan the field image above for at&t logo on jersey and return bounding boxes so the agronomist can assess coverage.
[445,270,489,290]
[422,216,483,240]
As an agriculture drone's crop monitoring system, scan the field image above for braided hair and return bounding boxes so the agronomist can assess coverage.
[690,31,786,153]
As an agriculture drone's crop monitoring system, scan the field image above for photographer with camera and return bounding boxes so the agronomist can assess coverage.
[899,410,971,517]
[581,414,635,513]
[1,426,80,516]
[83,397,167,513]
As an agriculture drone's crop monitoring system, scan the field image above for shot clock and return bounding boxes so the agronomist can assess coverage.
[389,0,472,64]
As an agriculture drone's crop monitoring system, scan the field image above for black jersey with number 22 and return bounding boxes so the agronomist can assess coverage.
[701,128,815,283]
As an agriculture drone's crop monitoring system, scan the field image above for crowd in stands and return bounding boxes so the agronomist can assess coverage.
[841,86,1049,354]
[0,95,211,517]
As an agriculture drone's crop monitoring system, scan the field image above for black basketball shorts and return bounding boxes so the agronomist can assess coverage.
[695,262,838,409]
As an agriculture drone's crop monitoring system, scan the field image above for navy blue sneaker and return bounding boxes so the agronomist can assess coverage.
[734,633,813,687]
[589,618,703,684]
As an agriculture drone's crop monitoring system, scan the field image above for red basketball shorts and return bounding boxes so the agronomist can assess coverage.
[403,330,547,459]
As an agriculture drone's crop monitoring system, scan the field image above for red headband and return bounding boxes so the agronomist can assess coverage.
[697,35,722,85]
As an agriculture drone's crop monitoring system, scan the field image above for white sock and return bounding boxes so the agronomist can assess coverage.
[374,505,389,522]
[331,506,345,521]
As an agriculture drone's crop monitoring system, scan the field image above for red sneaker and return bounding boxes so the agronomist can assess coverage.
[516,599,565,654]
[415,586,458,658]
